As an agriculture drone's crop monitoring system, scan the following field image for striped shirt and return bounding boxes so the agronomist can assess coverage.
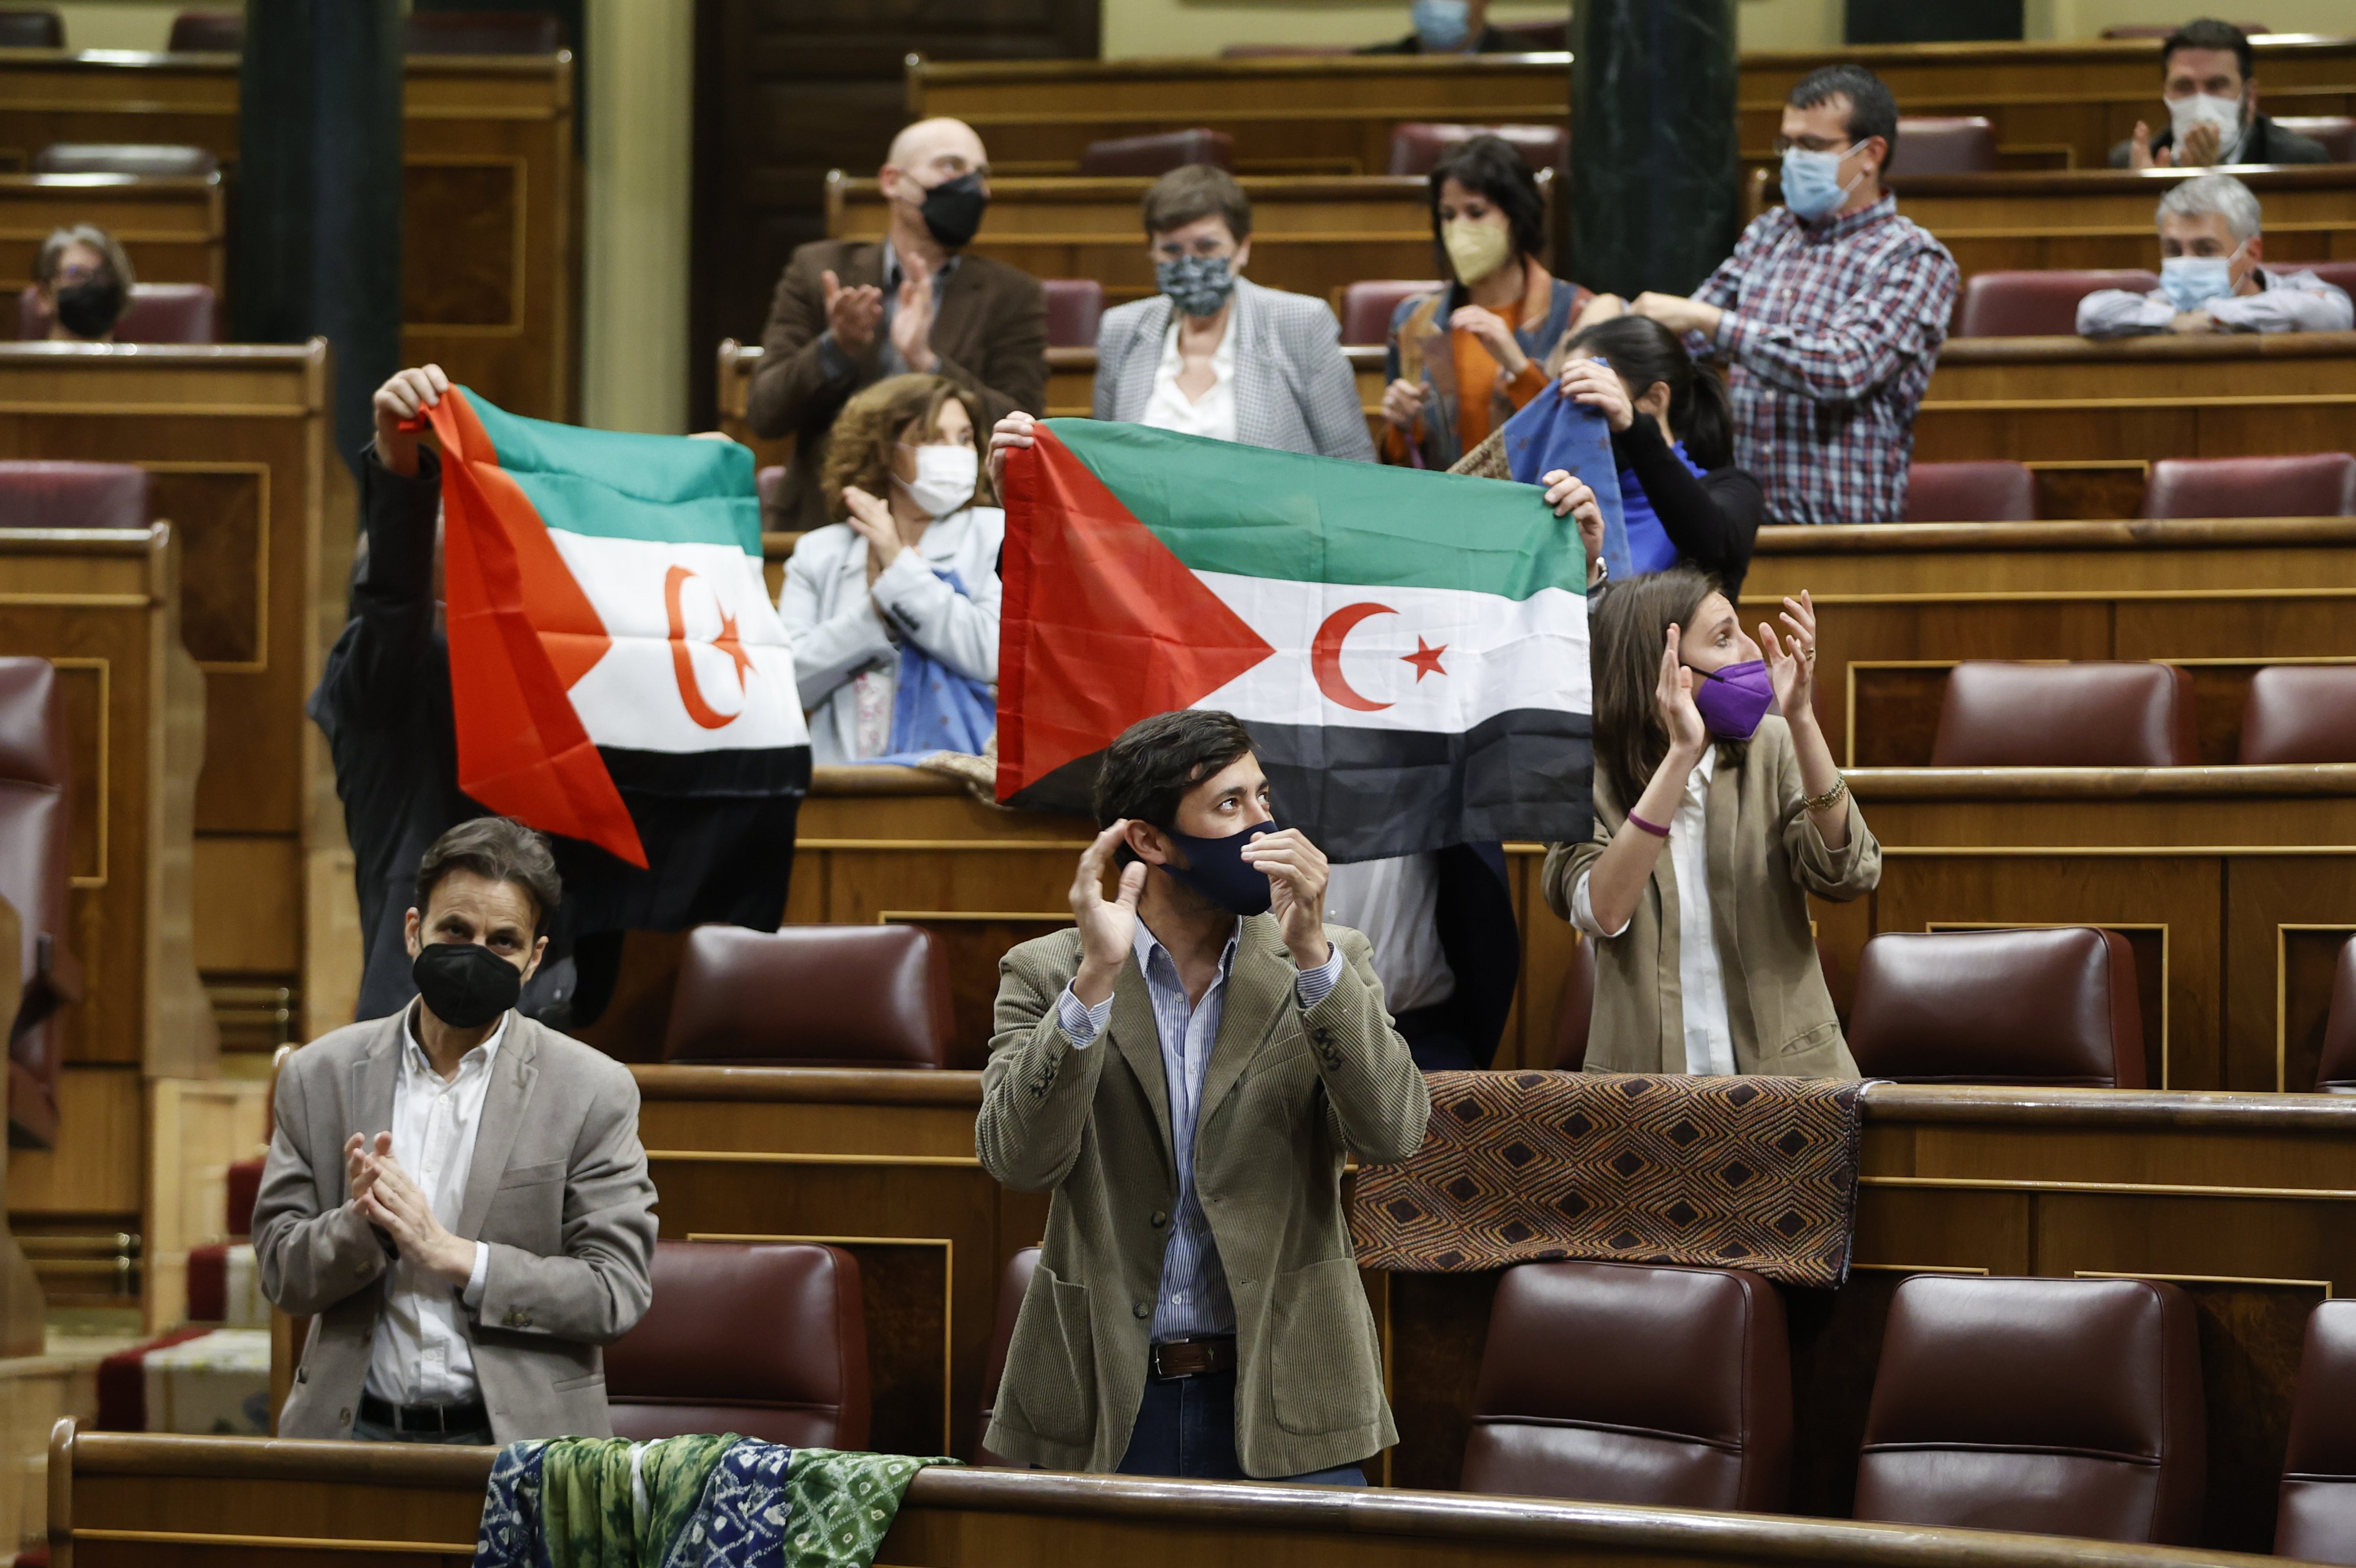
[1691,192,1959,527]
[1056,918,1344,1342]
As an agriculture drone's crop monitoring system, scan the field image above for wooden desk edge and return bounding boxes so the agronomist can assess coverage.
[1846,764,2356,798]
[1939,331,2356,365]
[1753,517,2356,553]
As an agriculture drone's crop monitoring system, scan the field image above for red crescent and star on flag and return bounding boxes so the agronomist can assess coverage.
[1309,602,1447,713]
[663,564,755,729]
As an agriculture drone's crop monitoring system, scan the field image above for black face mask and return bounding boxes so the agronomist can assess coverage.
[412,941,523,1029]
[1161,821,1281,917]
[918,172,988,249]
[53,277,125,340]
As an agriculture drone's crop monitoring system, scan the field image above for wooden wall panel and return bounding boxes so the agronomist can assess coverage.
[6,1063,139,1214]
[0,173,222,291]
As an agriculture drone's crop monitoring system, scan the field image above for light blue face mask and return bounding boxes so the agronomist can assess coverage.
[1411,0,1471,51]
[1780,142,1860,222]
[2159,250,2240,312]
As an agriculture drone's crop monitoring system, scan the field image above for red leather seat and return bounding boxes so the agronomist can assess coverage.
[1495,20,1568,49]
[167,8,241,51]
[661,923,954,1068]
[0,462,148,529]
[1903,461,2036,522]
[1547,934,1596,1071]
[1388,123,1568,177]
[2240,666,2356,765]
[1846,928,2145,1088]
[2279,1300,2356,1564]
[1931,661,2197,767]
[32,143,219,178]
[0,9,61,47]
[1462,1261,1791,1510]
[606,1240,869,1446]
[1042,278,1104,349]
[1340,279,1441,346]
[0,660,80,1149]
[403,10,563,53]
[2275,116,2356,162]
[2142,453,2356,520]
[1077,130,1233,177]
[2309,261,2356,299]
[2314,938,2356,1094]
[19,284,219,345]
[975,1245,1040,1466]
[755,465,786,516]
[1954,270,2159,337]
[1855,1275,2206,1545]
[1893,116,1997,175]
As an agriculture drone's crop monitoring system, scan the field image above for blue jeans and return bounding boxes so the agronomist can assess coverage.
[1116,1367,1368,1485]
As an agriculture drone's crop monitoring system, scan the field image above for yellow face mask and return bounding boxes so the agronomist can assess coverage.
[1443,217,1514,286]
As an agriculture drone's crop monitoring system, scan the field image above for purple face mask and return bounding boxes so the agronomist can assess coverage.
[1688,658,1774,739]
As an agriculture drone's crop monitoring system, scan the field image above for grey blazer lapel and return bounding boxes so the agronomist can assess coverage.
[1114,297,1173,421]
[1105,953,1176,1184]
[1198,915,1289,1124]
[455,1017,541,1240]
[351,1013,404,1145]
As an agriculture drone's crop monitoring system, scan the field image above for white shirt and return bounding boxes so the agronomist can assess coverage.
[1570,749,1738,1076]
[1140,313,1238,442]
[363,1004,501,1406]
[2076,268,2354,337]
[1324,854,1456,1014]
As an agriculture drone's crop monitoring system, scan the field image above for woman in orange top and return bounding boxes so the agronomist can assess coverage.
[1380,134,1591,468]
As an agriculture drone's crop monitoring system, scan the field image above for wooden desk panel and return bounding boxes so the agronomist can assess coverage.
[1931,333,2356,402]
[0,173,221,292]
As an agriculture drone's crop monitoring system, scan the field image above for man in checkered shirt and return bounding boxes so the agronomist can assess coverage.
[1622,64,1959,527]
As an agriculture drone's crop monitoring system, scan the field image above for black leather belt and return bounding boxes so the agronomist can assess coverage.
[359,1390,489,1435]
[1150,1336,1237,1381]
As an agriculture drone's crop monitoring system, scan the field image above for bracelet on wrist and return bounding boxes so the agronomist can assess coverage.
[1802,775,1849,814]
[1624,810,1671,839]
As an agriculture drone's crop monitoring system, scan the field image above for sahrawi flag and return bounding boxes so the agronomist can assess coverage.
[998,420,1590,859]
[419,387,810,929]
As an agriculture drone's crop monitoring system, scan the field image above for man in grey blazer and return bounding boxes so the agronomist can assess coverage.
[254,817,656,1445]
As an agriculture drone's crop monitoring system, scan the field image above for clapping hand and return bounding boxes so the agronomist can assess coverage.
[345,1130,392,1205]
[1658,623,1708,759]
[1069,822,1146,1009]
[1758,590,1820,725]
[356,1148,474,1286]
[841,485,902,581]
[890,252,939,373]
[1240,829,1332,971]
[821,269,885,355]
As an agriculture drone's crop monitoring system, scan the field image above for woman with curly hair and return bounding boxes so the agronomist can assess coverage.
[779,372,1002,763]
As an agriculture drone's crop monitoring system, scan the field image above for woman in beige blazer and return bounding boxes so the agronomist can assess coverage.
[1542,568,1879,1077]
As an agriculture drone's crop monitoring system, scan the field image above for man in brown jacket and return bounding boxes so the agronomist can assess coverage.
[746,116,1048,531]
[976,711,1430,1482]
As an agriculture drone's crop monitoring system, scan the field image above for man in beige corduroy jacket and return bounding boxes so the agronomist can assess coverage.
[976,710,1431,1482]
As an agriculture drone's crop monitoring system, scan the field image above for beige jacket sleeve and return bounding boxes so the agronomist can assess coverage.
[975,937,1116,1193]
[253,1057,390,1317]
[1774,729,1881,901]
[1309,925,1431,1164]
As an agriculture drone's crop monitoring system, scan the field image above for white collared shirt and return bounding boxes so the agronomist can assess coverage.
[1571,749,1739,1076]
[1141,311,1238,442]
[363,1004,503,1406]
[1324,853,1455,1014]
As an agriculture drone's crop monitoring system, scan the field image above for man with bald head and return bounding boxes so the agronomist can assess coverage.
[748,118,1048,531]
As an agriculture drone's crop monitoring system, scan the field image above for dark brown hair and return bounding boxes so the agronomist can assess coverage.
[415,816,562,936]
[820,373,995,521]
[1141,163,1253,242]
[1590,567,1746,810]
[1427,134,1548,273]
[1093,710,1256,829]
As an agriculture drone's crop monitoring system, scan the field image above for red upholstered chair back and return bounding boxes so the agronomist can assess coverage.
[1463,1261,1792,1511]
[224,1157,263,1237]
[1893,116,1997,175]
[1856,1275,2206,1544]
[606,1241,869,1447]
[0,659,74,1147]
[2279,1300,2356,1564]
[1903,461,2036,522]
[1547,934,1596,1071]
[1930,661,2197,767]
[2141,453,2356,519]
[1846,928,2145,1088]
[1077,129,1234,177]
[1340,279,1441,345]
[2240,666,2356,765]
[1041,278,1104,349]
[2275,116,2356,161]
[0,461,148,529]
[0,9,61,47]
[167,8,241,50]
[975,1245,1040,1466]
[2309,261,2356,300]
[755,465,786,515]
[32,143,218,177]
[2315,938,2356,1093]
[1954,269,2158,337]
[1387,122,1568,177]
[403,10,562,53]
[661,923,954,1067]
[19,284,220,344]
[1495,19,1568,48]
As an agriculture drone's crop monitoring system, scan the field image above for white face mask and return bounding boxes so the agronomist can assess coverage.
[2168,92,2246,161]
[895,442,978,519]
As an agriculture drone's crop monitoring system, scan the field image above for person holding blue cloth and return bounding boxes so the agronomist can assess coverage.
[780,373,1000,764]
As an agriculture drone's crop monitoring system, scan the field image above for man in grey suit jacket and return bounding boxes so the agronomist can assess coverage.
[255,817,656,1445]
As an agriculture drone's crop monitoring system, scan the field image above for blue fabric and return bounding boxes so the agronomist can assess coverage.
[474,1441,554,1568]
[1499,389,1628,582]
[659,1441,794,1568]
[1117,1369,1369,1484]
[855,566,995,766]
[1620,439,1710,575]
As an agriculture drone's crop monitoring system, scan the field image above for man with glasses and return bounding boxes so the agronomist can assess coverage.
[1587,64,1957,527]
[2112,18,2328,170]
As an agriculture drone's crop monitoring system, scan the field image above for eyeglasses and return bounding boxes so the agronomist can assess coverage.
[1772,136,1858,157]
[53,263,105,285]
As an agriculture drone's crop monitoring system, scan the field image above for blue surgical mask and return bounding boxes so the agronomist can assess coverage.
[1780,142,1861,222]
[1411,0,1471,51]
[2159,249,2240,312]
[1160,820,1279,916]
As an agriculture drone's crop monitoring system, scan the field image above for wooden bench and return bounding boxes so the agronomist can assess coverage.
[907,51,1570,178]
[0,172,221,293]
[0,50,576,418]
